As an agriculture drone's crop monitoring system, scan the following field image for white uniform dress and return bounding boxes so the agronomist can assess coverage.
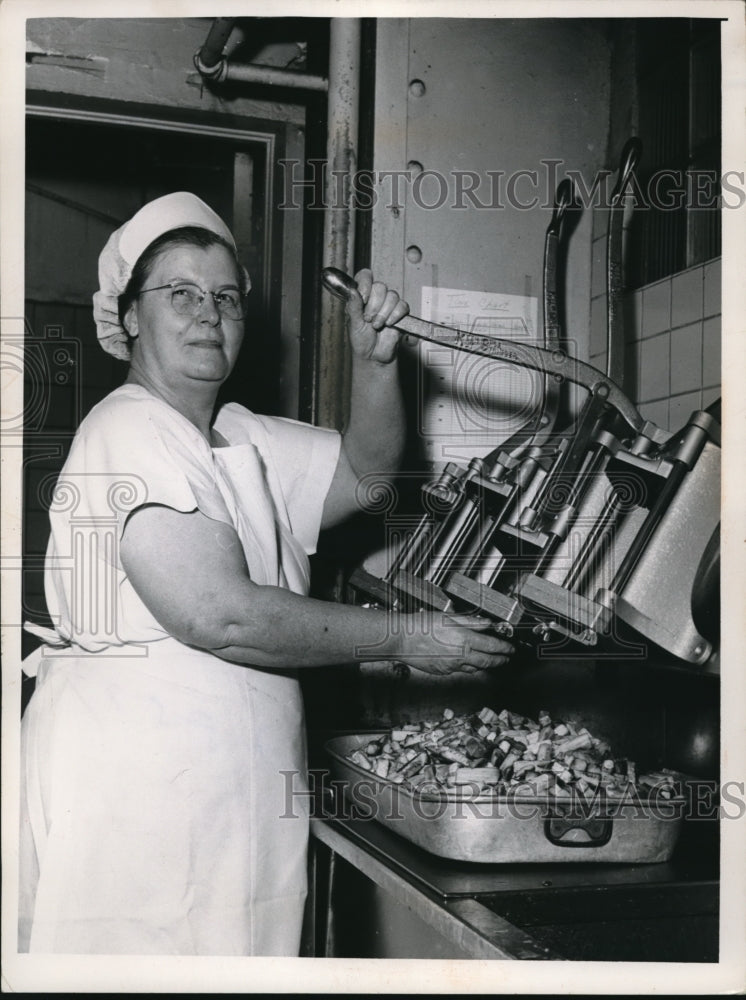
[19,384,341,956]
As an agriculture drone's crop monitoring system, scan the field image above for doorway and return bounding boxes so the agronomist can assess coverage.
[22,110,304,648]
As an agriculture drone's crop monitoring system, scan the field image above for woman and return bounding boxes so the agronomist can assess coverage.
[19,192,513,956]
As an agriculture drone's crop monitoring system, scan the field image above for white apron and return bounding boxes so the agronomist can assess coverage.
[19,387,341,956]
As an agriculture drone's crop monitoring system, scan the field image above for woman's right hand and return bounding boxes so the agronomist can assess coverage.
[396,611,514,675]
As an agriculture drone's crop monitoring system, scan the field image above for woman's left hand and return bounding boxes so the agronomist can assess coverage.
[345,268,410,364]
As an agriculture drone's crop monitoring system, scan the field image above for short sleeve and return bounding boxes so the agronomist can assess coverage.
[43,387,236,651]
[58,389,232,535]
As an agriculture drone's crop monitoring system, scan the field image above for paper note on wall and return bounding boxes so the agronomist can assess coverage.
[416,286,542,466]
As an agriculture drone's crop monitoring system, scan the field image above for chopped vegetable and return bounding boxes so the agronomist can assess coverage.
[453,766,500,786]
[344,705,681,800]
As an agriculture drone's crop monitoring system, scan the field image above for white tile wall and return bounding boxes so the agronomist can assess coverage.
[670,390,703,430]
[671,270,704,329]
[623,289,642,341]
[670,321,703,396]
[641,281,671,338]
[587,210,721,433]
[703,258,721,318]
[702,386,721,411]
[639,333,670,401]
[702,316,721,388]
[638,397,670,429]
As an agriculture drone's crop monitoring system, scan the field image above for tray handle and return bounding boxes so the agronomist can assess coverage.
[543,814,613,848]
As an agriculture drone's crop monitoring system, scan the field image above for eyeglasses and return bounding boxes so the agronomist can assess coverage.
[138,281,248,321]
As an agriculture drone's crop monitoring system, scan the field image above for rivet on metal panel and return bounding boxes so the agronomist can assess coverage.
[406,245,423,264]
[407,160,424,175]
[409,79,426,97]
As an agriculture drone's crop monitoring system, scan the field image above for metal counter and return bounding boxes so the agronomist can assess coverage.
[308,813,719,961]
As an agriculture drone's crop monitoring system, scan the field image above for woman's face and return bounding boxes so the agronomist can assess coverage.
[125,243,245,391]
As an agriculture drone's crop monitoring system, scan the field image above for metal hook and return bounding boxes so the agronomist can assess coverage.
[548,178,575,234]
[611,137,643,203]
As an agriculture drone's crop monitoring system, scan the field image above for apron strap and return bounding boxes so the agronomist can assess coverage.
[22,622,71,678]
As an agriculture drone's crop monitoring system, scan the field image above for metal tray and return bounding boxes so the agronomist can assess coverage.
[325,733,685,864]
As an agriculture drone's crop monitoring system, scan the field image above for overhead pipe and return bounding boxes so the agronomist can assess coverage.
[194,18,359,429]
[194,18,328,92]
[196,17,238,70]
[315,18,361,430]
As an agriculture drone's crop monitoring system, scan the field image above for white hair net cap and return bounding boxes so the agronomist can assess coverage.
[92,191,250,361]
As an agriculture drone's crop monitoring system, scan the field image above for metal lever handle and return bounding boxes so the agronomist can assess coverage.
[321,266,359,301]
[606,138,643,391]
[548,177,574,235]
[611,137,642,204]
[321,267,646,434]
[535,178,576,449]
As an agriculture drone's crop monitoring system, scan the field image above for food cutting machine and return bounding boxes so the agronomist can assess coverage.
[308,141,721,960]
[322,139,721,669]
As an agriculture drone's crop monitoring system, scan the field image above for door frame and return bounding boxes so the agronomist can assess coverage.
[25,91,307,418]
